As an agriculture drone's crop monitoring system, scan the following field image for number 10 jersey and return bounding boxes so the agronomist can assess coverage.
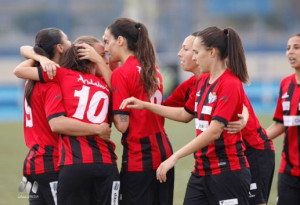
[38,66,117,167]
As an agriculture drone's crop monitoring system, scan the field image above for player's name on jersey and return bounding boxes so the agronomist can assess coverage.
[78,75,109,92]
[283,115,300,126]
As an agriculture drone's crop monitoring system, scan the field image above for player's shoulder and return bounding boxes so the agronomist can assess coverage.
[280,73,295,86]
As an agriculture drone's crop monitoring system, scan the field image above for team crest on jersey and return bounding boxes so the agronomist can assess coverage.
[208,92,217,104]
[282,92,289,99]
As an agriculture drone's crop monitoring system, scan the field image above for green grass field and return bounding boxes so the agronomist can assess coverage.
[0,116,283,205]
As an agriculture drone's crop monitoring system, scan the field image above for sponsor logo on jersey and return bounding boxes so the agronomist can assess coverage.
[208,92,217,104]
[195,119,209,131]
[282,101,290,111]
[220,95,227,101]
[282,92,289,99]
[201,106,212,115]
[283,115,300,126]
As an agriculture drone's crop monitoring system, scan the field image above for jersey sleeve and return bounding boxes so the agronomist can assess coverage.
[37,66,61,84]
[111,70,130,115]
[164,79,190,107]
[211,81,244,126]
[273,84,283,123]
[43,82,66,121]
[184,81,196,115]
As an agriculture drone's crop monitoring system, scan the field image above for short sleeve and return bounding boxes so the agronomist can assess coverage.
[111,70,130,115]
[164,82,188,107]
[273,85,283,123]
[43,82,66,121]
[211,81,243,126]
[184,82,196,115]
[38,66,61,84]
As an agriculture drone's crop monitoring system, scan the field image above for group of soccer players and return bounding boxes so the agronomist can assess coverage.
[13,17,300,205]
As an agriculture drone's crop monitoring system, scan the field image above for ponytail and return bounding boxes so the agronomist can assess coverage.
[196,26,249,84]
[135,23,157,97]
[108,18,158,97]
[225,28,249,84]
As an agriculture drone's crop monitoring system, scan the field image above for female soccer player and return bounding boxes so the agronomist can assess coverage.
[168,32,274,205]
[14,35,119,205]
[266,33,300,205]
[103,18,174,205]
[16,29,112,205]
[120,27,252,205]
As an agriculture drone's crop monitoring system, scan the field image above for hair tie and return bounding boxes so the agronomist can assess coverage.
[135,23,142,30]
[223,29,229,36]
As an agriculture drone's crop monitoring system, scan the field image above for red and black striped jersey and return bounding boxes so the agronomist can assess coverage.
[164,75,197,107]
[274,74,300,176]
[111,56,173,172]
[242,94,274,151]
[38,66,117,167]
[166,74,274,151]
[185,69,249,176]
[23,81,65,175]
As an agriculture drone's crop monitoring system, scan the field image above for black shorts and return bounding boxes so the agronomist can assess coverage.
[57,163,120,205]
[277,173,300,205]
[119,168,174,205]
[21,172,59,205]
[245,149,275,204]
[183,168,251,205]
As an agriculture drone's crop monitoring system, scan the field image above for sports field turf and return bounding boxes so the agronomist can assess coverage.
[0,115,282,205]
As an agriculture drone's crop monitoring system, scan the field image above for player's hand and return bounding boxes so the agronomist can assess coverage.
[119,97,145,110]
[40,57,59,80]
[98,123,111,140]
[76,43,103,64]
[156,155,177,183]
[225,114,246,134]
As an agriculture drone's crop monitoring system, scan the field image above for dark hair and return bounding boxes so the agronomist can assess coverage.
[26,28,63,107]
[108,18,158,97]
[59,36,100,74]
[196,27,249,83]
[59,45,93,74]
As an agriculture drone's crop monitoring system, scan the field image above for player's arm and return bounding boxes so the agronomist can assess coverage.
[19,46,58,79]
[48,116,111,140]
[14,59,40,80]
[77,43,112,88]
[266,122,285,140]
[113,114,129,134]
[224,104,249,134]
[120,97,193,123]
[156,119,224,182]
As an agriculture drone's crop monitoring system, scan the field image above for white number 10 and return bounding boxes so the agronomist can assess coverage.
[72,85,109,123]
